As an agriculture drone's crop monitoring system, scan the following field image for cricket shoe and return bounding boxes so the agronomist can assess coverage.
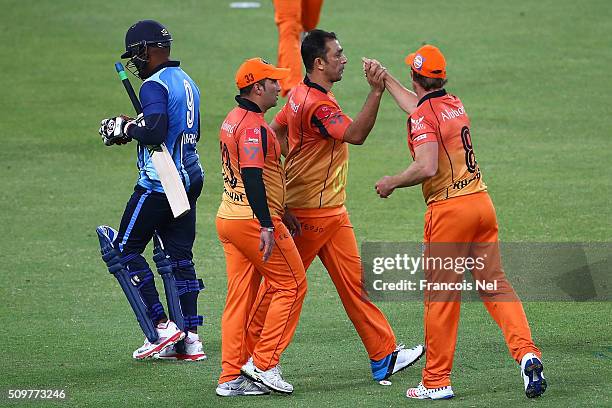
[132,320,185,359]
[241,358,293,394]
[371,343,425,381]
[406,382,454,400]
[521,353,547,398]
[155,331,207,361]
[215,375,270,397]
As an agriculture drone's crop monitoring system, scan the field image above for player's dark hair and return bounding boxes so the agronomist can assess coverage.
[301,29,338,73]
[239,79,267,96]
[411,70,448,91]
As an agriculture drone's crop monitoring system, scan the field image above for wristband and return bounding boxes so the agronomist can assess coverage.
[123,120,136,136]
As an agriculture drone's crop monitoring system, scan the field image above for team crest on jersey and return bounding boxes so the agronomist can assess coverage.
[413,54,424,70]
[411,116,425,131]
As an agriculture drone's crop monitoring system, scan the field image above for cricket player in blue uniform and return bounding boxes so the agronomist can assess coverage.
[97,20,206,360]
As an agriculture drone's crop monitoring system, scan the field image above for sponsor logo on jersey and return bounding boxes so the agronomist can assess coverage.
[221,121,237,134]
[329,113,344,125]
[441,106,465,122]
[245,128,261,144]
[243,146,260,159]
[411,115,425,131]
[289,97,300,113]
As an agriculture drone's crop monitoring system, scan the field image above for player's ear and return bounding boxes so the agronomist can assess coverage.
[314,56,325,72]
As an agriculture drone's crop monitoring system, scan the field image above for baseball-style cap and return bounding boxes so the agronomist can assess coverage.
[235,58,290,89]
[121,20,172,58]
[405,45,446,79]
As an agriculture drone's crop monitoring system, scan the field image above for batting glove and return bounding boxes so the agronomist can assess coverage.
[99,116,132,146]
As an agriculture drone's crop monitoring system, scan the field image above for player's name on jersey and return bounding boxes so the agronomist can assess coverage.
[224,187,245,203]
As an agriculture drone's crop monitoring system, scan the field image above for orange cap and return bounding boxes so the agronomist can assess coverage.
[405,45,446,79]
[235,57,290,89]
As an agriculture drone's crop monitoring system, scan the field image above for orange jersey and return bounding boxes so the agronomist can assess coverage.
[217,97,286,219]
[275,76,352,211]
[408,89,486,204]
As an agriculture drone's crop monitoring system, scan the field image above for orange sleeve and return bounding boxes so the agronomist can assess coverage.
[311,103,352,141]
[408,113,437,148]
[274,102,289,127]
[238,127,265,169]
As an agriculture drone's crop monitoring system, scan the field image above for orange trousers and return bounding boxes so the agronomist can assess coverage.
[246,209,397,361]
[422,192,541,388]
[273,0,324,95]
[216,217,307,383]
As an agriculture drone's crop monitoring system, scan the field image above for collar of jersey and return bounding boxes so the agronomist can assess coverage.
[144,60,180,79]
[417,88,447,107]
[304,75,328,94]
[235,95,262,113]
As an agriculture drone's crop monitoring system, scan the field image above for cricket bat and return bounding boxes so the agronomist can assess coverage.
[115,62,190,218]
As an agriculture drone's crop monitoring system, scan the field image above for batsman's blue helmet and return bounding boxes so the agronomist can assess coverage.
[121,20,172,59]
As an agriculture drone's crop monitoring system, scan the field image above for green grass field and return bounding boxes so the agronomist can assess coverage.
[1,0,611,406]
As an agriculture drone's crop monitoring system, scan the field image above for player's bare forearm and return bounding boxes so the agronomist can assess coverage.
[342,89,383,145]
[397,142,438,187]
[384,72,418,114]
[393,161,434,188]
[375,142,438,198]
[271,119,289,157]
[375,163,430,198]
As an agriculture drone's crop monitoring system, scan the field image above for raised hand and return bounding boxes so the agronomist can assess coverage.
[362,57,387,92]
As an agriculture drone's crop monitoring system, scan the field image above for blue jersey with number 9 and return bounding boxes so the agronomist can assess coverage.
[137,62,203,193]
